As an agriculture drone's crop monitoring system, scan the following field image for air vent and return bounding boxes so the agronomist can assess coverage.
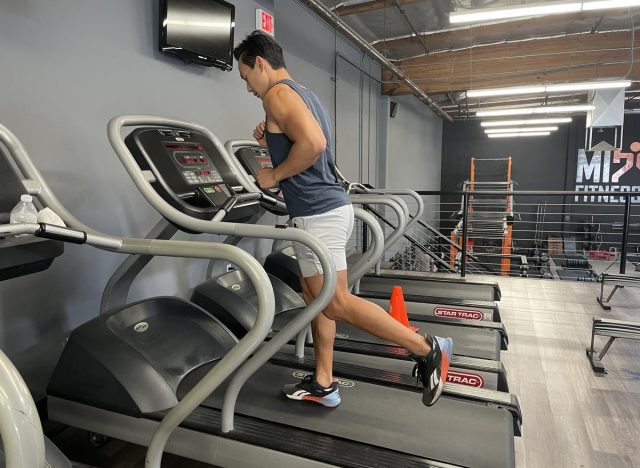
[158,129,173,136]
[177,131,191,138]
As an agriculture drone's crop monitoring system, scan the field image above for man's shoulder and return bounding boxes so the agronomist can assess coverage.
[264,83,297,105]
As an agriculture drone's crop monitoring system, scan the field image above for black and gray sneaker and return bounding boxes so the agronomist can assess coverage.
[282,374,341,408]
[411,335,454,407]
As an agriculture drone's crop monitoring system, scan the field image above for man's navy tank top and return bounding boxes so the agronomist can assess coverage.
[264,79,350,218]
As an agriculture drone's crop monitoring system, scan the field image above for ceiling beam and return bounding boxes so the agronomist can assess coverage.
[382,31,640,94]
[396,30,639,66]
[384,62,640,94]
[373,11,623,54]
[440,95,586,114]
[333,0,425,17]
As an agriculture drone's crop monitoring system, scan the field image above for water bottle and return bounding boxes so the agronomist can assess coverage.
[10,194,38,225]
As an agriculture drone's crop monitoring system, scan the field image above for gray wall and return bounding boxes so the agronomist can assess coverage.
[441,119,570,192]
[274,0,383,185]
[385,95,443,192]
[0,0,402,399]
[383,94,443,262]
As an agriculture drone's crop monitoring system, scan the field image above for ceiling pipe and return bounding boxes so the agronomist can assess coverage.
[295,0,453,121]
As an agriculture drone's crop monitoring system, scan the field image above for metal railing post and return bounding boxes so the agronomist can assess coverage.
[362,205,369,254]
[461,192,469,278]
[620,194,631,274]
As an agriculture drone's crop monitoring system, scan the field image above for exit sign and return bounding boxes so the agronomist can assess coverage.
[256,9,274,36]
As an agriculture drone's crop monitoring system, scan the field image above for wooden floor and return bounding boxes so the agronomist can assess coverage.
[49,272,640,467]
[495,273,640,468]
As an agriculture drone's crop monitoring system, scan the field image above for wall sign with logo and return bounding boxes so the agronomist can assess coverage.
[574,142,640,203]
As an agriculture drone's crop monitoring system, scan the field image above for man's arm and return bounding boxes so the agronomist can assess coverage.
[265,85,327,183]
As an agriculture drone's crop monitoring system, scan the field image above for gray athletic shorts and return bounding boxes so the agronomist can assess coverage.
[291,204,354,278]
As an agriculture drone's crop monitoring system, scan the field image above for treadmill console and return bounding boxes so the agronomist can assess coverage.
[125,128,258,223]
[234,145,287,215]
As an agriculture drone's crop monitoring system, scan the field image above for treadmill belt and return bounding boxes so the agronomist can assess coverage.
[166,402,454,468]
[272,311,501,361]
[180,363,515,468]
[360,275,498,302]
[365,295,498,322]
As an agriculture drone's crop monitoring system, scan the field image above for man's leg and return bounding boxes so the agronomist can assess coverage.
[303,270,453,407]
[304,271,429,356]
[300,275,336,388]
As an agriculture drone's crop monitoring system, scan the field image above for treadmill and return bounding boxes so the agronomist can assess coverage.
[44,116,515,467]
[0,125,97,468]
[223,140,507,353]
[86,130,509,394]
[96,142,509,393]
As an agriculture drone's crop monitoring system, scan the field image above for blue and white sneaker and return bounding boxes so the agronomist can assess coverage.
[283,374,341,408]
[411,335,454,407]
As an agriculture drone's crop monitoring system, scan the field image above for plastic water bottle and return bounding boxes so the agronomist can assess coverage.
[10,194,38,225]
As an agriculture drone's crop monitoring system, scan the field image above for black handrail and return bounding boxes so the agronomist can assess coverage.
[417,189,636,277]
[406,213,494,273]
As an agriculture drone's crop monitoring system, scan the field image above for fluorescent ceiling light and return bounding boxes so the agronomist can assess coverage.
[450,2,580,23]
[546,80,631,92]
[468,80,630,98]
[481,118,572,127]
[488,132,551,138]
[477,105,595,117]
[450,1,640,24]
[468,86,545,98]
[583,1,640,10]
[485,126,559,133]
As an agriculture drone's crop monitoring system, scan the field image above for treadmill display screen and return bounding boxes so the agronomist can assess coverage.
[255,155,273,169]
[163,142,223,185]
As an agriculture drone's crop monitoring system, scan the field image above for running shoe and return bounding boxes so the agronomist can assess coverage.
[282,374,341,408]
[411,335,454,406]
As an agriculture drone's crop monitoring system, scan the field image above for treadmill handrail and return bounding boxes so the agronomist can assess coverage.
[365,189,424,231]
[349,194,403,268]
[348,206,384,287]
[334,167,424,233]
[0,348,45,468]
[1,221,279,468]
[353,194,408,253]
[350,194,408,278]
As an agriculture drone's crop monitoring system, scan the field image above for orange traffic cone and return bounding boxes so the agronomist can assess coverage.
[388,286,419,332]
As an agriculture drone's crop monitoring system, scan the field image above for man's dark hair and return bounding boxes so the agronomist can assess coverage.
[233,31,286,69]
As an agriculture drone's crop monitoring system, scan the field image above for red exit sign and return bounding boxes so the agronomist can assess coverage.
[256,9,274,36]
